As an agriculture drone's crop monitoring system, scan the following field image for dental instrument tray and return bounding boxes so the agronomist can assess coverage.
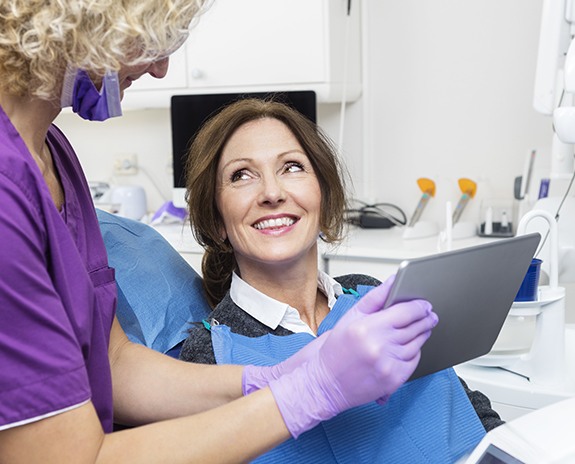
[383,232,541,381]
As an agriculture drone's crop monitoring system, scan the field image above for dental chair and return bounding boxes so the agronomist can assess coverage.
[96,209,210,357]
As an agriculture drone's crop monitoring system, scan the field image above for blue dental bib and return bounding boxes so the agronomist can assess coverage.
[212,286,485,463]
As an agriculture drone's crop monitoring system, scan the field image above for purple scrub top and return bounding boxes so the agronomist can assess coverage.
[0,106,116,432]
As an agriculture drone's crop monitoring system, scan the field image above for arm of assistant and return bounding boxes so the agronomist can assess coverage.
[108,317,245,425]
[110,279,437,440]
[109,276,430,428]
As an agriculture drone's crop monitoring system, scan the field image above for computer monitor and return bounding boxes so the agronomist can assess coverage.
[170,91,317,207]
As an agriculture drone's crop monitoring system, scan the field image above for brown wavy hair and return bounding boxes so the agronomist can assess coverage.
[185,97,349,307]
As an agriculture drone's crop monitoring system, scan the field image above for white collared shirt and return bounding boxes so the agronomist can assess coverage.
[229,271,343,337]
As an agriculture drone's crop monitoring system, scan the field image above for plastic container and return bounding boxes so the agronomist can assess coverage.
[111,185,147,221]
[490,311,537,355]
[515,258,542,302]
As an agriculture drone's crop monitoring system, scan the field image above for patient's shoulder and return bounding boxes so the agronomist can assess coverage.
[335,274,381,289]
[179,325,216,364]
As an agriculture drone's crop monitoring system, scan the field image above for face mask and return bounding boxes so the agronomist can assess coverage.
[61,68,123,121]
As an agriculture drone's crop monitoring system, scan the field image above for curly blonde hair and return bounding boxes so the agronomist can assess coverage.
[0,0,208,100]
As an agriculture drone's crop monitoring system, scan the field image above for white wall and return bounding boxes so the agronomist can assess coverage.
[356,0,552,228]
[56,0,552,227]
[56,108,174,210]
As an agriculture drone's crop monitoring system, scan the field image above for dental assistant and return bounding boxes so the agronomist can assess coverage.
[0,1,439,462]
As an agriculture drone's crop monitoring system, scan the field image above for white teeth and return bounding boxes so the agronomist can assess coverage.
[254,217,295,230]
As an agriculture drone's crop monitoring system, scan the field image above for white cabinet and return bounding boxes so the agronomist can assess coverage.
[122,0,361,108]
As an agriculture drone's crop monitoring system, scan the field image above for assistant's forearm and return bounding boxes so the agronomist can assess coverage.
[0,389,289,464]
[111,338,243,426]
[100,388,289,464]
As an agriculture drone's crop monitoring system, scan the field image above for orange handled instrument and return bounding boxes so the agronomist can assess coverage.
[408,178,436,227]
[452,178,477,224]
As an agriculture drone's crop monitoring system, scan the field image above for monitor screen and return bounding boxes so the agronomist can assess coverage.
[170,91,317,205]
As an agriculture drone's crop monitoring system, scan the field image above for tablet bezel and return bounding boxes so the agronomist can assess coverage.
[383,232,541,381]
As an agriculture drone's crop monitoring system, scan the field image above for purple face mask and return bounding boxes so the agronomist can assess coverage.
[61,69,123,121]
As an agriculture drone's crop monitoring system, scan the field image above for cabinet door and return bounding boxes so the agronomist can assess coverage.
[185,0,327,89]
[122,0,359,108]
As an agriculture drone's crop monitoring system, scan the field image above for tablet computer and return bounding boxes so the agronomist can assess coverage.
[383,232,541,381]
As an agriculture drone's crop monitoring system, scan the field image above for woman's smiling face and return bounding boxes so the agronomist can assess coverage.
[216,117,322,271]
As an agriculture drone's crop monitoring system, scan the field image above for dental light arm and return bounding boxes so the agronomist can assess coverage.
[533,0,572,115]
[534,0,575,176]
[530,0,575,286]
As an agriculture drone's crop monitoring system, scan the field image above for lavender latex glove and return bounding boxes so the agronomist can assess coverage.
[242,276,396,395]
[268,282,438,438]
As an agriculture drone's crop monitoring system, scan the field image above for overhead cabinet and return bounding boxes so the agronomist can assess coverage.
[123,0,361,108]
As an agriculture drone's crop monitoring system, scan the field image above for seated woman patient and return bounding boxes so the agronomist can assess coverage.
[180,98,502,463]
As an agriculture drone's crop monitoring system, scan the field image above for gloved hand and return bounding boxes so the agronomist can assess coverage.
[242,276,395,395]
[267,282,438,438]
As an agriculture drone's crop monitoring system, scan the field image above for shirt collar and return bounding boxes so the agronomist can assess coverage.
[229,271,344,333]
[230,272,287,330]
[319,270,343,308]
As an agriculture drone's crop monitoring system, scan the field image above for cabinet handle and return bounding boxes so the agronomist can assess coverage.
[190,68,204,79]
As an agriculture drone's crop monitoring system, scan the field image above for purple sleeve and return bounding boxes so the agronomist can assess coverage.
[0,172,90,428]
